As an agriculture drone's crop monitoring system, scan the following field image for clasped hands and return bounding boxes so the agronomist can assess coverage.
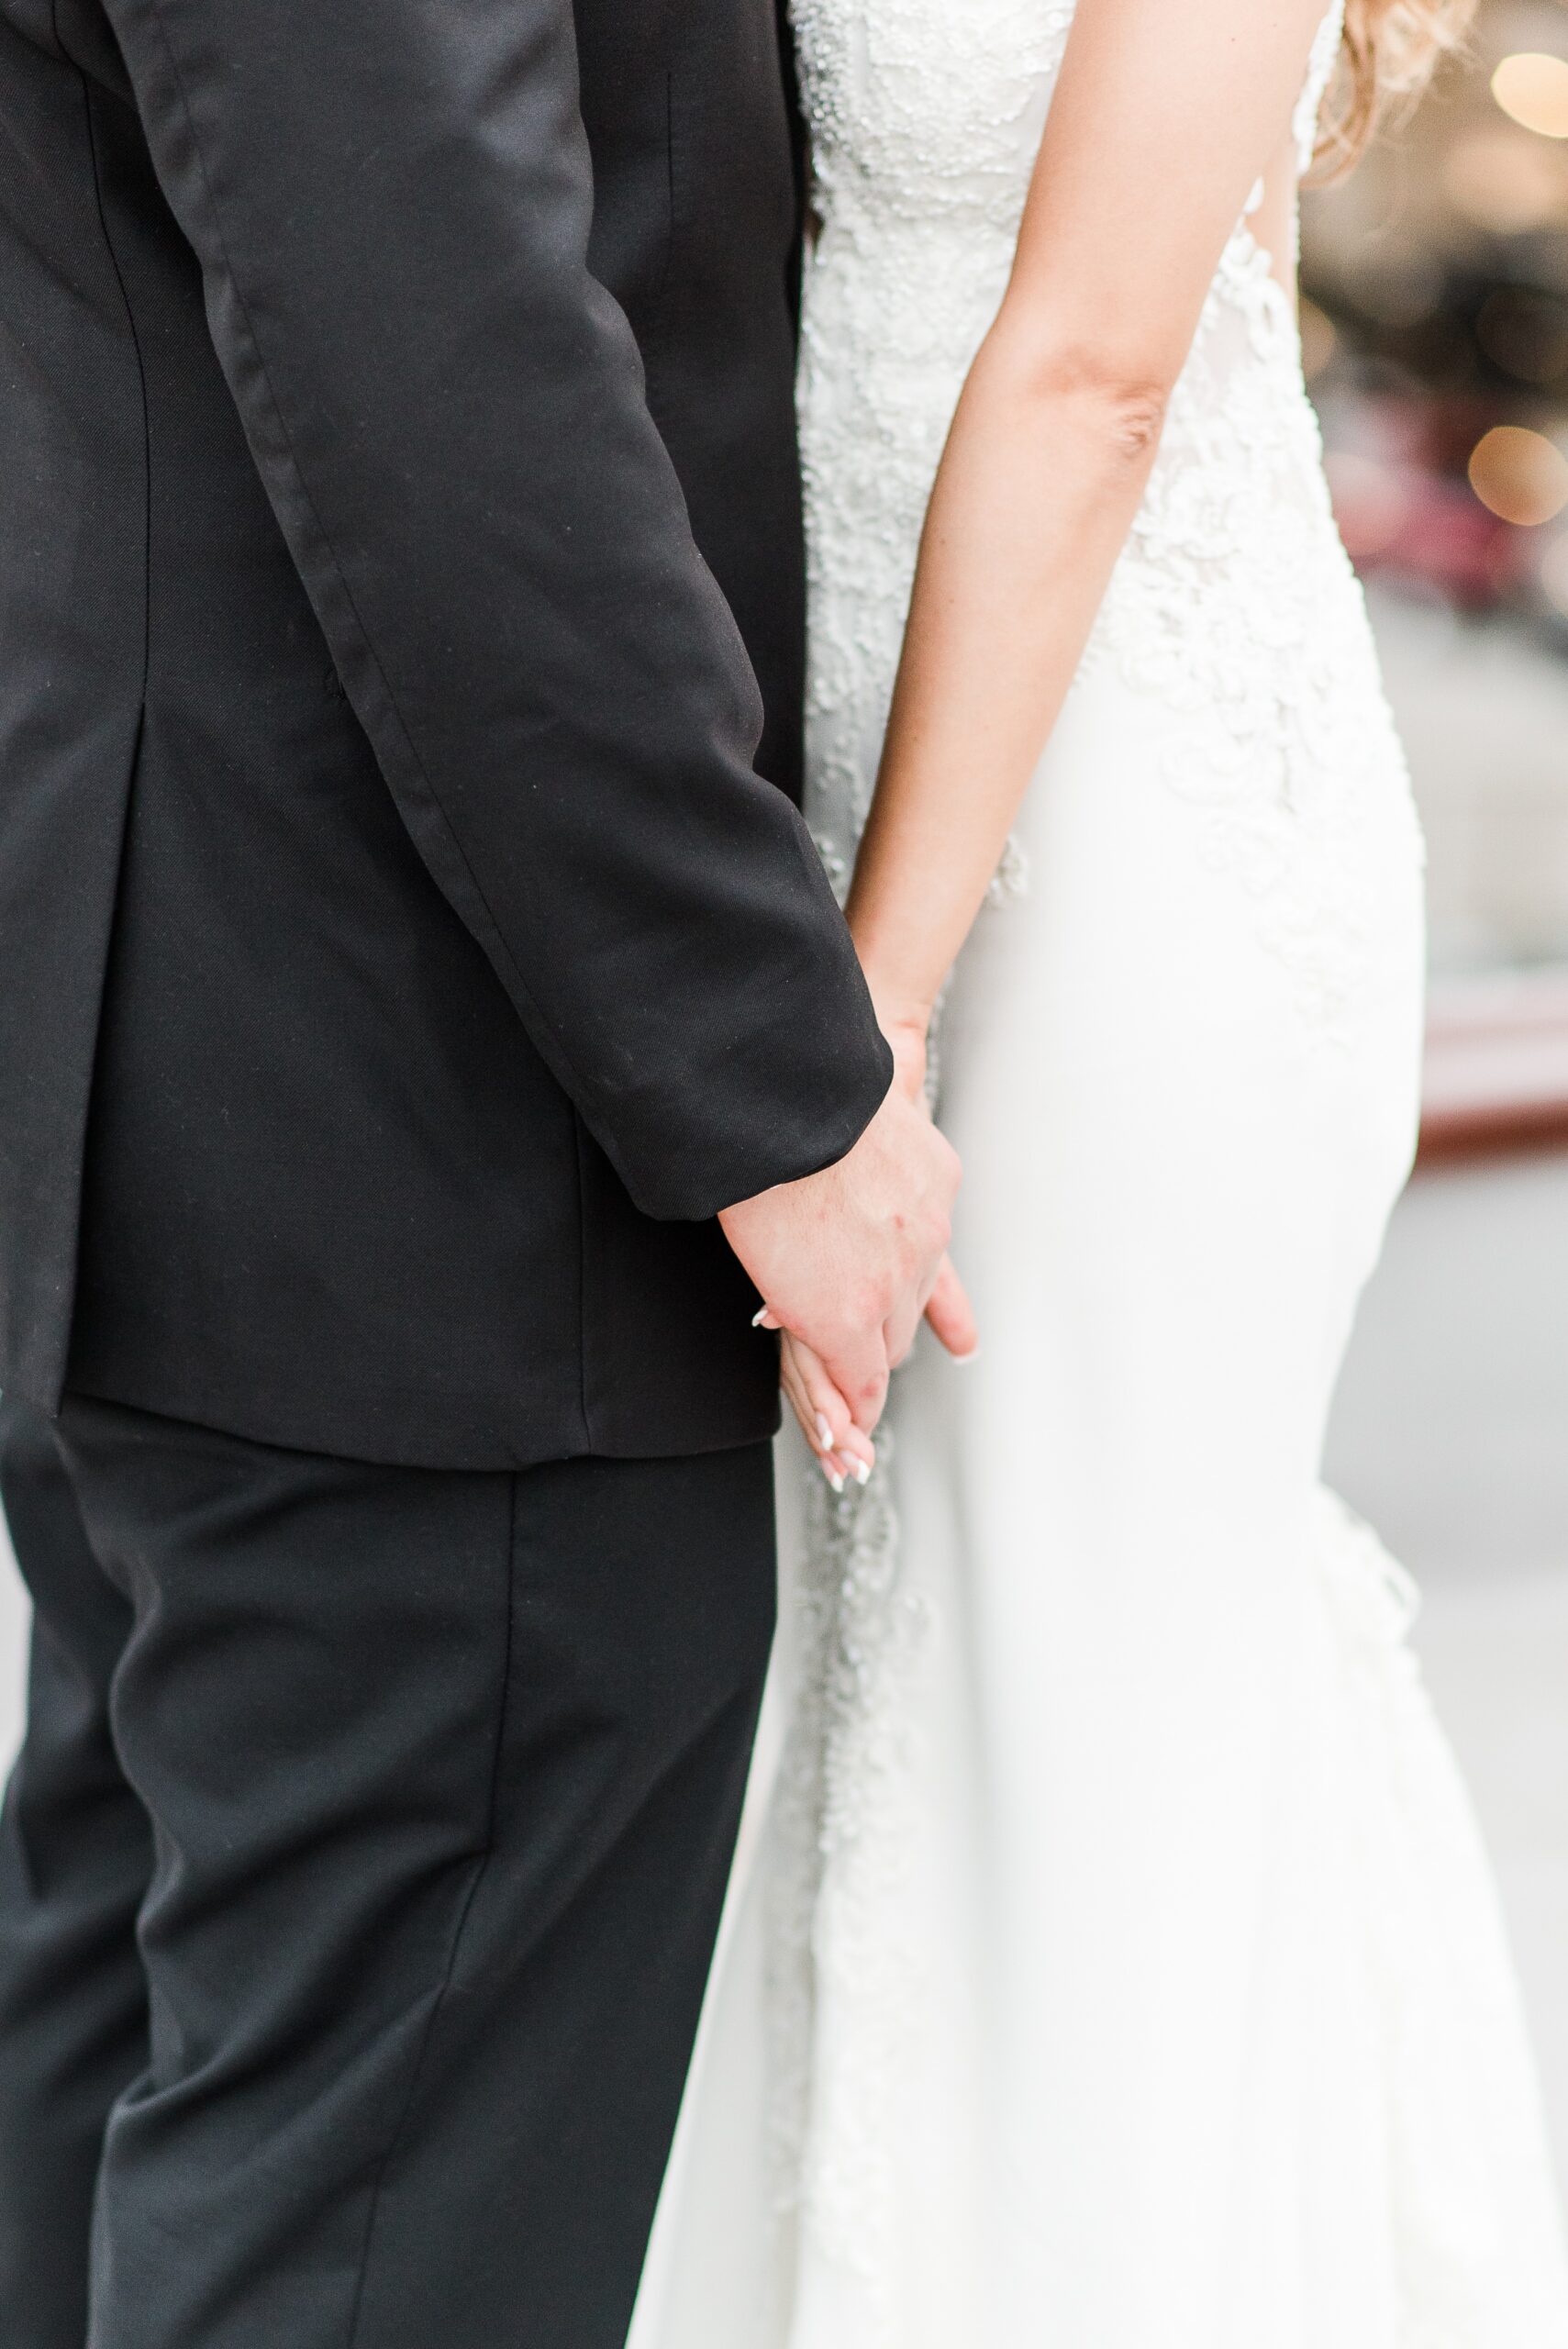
[718,1015,977,1491]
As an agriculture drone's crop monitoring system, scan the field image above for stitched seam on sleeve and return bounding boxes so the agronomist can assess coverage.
[79,83,152,705]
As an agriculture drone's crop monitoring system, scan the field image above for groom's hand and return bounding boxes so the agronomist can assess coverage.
[718,1090,963,1438]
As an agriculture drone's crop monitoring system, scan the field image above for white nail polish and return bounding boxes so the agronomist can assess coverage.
[816,1413,834,1448]
[826,1465,845,1495]
[751,1308,769,1329]
[853,1459,872,1486]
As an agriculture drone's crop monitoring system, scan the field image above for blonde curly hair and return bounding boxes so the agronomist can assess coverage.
[1315,0,1478,174]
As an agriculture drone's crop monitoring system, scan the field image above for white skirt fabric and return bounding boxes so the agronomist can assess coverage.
[629,662,1568,2348]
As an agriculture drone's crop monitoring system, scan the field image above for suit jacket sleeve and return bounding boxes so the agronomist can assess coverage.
[96,0,891,1219]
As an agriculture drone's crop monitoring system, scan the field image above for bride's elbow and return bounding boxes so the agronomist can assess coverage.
[985,331,1173,462]
[1099,378,1170,458]
[1086,378,1169,461]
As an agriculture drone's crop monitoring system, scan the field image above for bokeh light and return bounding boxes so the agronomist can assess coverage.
[1467,424,1568,526]
[1441,125,1568,233]
[1491,51,1568,141]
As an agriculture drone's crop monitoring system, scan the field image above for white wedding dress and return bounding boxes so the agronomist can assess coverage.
[630,5,1568,2343]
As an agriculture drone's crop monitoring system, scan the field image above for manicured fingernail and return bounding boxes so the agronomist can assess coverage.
[955,1347,980,1365]
[752,1308,769,1328]
[816,1413,834,1449]
[852,1459,872,1486]
[825,1464,845,1495]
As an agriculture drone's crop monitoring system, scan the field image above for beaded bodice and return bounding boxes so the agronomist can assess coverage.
[795,0,1420,1043]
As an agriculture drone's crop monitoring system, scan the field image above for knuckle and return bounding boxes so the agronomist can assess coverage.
[823,1304,872,1357]
[916,1206,951,1261]
[855,1276,894,1331]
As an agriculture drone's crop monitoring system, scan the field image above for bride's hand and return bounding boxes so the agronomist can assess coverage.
[873,996,931,1107]
[766,993,978,1489]
[871,994,981,1368]
[781,1330,875,1493]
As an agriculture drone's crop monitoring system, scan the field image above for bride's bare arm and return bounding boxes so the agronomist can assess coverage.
[845,0,1338,1038]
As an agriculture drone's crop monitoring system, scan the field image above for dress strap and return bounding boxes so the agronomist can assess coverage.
[1294,1,1348,172]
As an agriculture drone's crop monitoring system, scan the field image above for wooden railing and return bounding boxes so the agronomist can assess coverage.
[1419,969,1568,1162]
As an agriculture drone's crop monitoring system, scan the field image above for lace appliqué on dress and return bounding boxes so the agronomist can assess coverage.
[763,1434,936,2339]
[1079,0,1421,1049]
[795,0,1072,922]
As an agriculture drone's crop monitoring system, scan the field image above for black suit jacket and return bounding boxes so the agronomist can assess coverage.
[0,0,890,1466]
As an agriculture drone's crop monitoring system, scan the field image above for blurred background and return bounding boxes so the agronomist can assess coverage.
[1300,0,1568,2181]
[0,0,1566,2200]
[1305,0,1568,1012]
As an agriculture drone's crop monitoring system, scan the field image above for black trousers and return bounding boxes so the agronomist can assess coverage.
[0,1394,774,2347]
